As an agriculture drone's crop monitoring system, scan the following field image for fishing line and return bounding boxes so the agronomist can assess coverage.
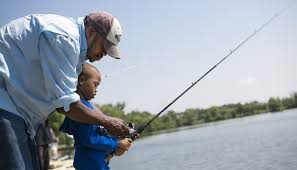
[131,0,297,137]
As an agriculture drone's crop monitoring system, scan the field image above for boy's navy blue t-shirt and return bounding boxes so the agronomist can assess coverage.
[59,99,118,170]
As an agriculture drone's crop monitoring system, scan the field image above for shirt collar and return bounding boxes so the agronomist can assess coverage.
[77,17,88,62]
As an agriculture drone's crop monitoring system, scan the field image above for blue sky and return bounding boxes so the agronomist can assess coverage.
[1,0,296,113]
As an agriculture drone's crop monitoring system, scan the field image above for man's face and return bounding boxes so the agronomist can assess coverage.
[86,29,107,62]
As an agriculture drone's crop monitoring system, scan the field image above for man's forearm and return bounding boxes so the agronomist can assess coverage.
[57,101,130,137]
[57,101,109,126]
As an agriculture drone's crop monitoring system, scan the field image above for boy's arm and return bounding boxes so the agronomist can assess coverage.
[72,122,119,152]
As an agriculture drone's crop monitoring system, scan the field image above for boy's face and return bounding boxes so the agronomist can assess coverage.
[78,70,101,101]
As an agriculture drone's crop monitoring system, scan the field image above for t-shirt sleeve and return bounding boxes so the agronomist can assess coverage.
[74,123,118,152]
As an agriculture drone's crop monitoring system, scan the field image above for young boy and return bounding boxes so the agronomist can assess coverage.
[60,63,131,170]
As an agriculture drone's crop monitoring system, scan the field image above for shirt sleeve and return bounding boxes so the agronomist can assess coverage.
[73,122,119,152]
[38,31,80,112]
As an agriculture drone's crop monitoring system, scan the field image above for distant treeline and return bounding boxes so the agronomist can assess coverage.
[49,92,297,145]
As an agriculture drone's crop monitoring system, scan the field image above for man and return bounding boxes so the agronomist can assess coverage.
[0,11,130,170]
[35,120,58,170]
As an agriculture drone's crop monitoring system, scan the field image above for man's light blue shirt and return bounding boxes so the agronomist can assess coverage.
[0,14,88,138]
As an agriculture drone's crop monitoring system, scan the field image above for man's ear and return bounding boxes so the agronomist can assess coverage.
[86,27,96,39]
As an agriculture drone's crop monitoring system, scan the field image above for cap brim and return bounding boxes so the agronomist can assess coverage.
[104,40,121,59]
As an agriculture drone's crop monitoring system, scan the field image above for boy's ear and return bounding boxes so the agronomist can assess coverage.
[78,75,85,86]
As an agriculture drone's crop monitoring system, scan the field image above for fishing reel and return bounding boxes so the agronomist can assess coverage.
[126,122,138,140]
[97,122,138,140]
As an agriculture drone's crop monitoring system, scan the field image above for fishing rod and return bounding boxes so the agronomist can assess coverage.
[128,0,297,140]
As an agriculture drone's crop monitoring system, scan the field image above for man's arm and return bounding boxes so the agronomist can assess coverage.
[57,101,129,137]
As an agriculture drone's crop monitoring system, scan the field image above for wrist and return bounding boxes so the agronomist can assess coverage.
[100,114,111,127]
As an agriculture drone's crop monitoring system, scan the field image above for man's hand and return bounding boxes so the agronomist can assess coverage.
[104,116,130,137]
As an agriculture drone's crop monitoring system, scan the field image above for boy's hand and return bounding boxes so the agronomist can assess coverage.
[118,138,132,151]
[114,147,125,156]
[114,138,131,156]
[106,138,132,162]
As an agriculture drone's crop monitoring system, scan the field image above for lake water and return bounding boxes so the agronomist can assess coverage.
[110,109,297,170]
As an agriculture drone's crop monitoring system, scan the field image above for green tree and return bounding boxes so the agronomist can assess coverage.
[268,97,283,112]
[98,102,126,119]
[291,92,297,108]
[180,109,199,126]
[48,111,65,135]
[126,111,154,134]
[160,110,177,129]
[48,111,73,145]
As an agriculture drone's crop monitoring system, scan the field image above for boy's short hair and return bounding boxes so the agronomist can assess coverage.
[79,63,100,79]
